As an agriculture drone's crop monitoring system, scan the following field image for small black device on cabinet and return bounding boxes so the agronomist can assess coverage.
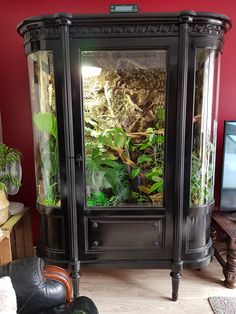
[110,4,139,13]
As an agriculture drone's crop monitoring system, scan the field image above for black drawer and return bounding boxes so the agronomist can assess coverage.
[85,216,166,254]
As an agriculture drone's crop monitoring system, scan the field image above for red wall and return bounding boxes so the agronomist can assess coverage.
[0,0,235,243]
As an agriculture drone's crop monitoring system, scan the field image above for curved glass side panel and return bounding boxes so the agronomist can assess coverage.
[81,50,166,208]
[190,48,221,207]
[27,51,61,207]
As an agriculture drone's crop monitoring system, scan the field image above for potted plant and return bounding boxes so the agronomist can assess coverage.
[0,144,22,225]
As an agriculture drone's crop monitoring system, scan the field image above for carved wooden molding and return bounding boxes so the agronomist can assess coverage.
[189,24,225,38]
[22,22,226,45]
[70,23,179,37]
[24,26,60,44]
[18,12,231,46]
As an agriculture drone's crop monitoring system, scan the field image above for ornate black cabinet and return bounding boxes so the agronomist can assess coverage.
[17,11,231,300]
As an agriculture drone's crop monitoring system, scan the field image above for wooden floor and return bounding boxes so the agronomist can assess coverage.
[80,258,235,314]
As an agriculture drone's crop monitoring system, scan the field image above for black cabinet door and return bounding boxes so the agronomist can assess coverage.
[70,37,178,262]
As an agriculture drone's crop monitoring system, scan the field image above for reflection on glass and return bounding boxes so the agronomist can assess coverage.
[220,121,236,210]
[190,49,221,207]
[28,51,61,207]
[81,50,166,207]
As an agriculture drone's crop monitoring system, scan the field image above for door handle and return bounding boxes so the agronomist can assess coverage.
[76,154,83,167]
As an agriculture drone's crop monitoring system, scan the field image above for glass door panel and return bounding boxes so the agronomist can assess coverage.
[81,50,167,208]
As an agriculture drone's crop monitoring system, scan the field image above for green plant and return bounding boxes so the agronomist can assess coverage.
[33,112,60,206]
[85,124,165,206]
[131,191,149,204]
[131,127,164,195]
[0,144,22,192]
[190,147,215,207]
[87,191,117,207]
[86,144,130,203]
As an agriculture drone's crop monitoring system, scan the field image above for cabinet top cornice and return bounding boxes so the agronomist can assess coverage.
[17,11,231,30]
[17,10,231,45]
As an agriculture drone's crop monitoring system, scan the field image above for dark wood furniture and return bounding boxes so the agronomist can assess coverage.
[0,230,11,264]
[211,211,236,288]
[0,207,33,264]
[17,11,231,300]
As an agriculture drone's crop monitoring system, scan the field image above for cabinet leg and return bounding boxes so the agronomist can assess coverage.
[224,247,236,288]
[70,260,81,299]
[170,271,181,301]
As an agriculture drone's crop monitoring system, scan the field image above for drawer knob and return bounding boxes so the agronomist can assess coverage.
[92,222,99,229]
[153,240,159,247]
[152,222,159,228]
[92,240,99,247]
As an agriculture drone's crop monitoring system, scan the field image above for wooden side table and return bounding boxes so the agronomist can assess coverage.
[0,230,11,264]
[211,211,236,288]
[0,207,33,263]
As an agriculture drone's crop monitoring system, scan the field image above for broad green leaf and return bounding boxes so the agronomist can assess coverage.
[51,116,57,139]
[157,134,164,145]
[125,138,131,148]
[148,133,156,144]
[150,181,163,193]
[146,168,161,179]
[131,167,140,179]
[114,127,126,135]
[102,153,117,160]
[146,128,154,133]
[114,134,126,148]
[137,154,153,164]
[33,112,57,138]
[140,142,151,150]
[151,175,160,182]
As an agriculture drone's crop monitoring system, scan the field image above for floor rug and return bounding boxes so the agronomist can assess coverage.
[208,297,236,314]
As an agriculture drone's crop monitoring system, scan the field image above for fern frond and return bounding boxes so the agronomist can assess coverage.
[0,144,22,193]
